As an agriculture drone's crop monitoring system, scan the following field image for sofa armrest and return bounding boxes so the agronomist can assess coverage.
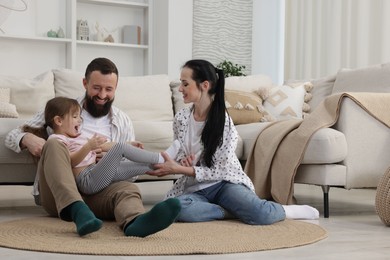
[333,98,390,188]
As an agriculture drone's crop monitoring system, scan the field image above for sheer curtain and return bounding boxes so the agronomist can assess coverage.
[284,0,390,80]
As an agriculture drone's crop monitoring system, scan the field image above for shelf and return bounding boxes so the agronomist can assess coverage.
[76,40,148,49]
[77,0,148,8]
[0,34,72,43]
[0,0,151,76]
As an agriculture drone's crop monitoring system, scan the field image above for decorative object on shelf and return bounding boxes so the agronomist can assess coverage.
[216,60,247,77]
[46,29,57,38]
[94,22,118,43]
[77,20,89,41]
[122,25,141,45]
[57,27,65,38]
[95,21,105,42]
[104,34,114,43]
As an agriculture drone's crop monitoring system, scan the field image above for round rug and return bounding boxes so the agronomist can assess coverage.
[0,216,327,255]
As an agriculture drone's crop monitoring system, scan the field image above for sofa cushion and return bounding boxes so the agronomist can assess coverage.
[309,74,336,111]
[332,62,390,94]
[116,74,173,121]
[225,74,273,92]
[53,69,84,98]
[301,128,347,164]
[0,71,54,119]
[132,121,174,152]
[235,122,273,160]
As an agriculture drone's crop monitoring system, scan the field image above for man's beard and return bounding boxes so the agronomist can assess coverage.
[84,93,114,117]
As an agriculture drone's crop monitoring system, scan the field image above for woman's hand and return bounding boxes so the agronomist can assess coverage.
[147,152,195,177]
[130,140,144,149]
[180,154,196,167]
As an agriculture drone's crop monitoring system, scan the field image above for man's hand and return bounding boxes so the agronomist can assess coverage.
[21,133,46,157]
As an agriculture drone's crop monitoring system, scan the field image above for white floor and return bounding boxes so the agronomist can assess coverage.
[0,181,389,260]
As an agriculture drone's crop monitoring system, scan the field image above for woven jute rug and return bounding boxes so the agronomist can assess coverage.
[0,216,327,255]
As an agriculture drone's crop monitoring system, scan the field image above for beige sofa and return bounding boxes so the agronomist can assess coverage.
[1,64,389,217]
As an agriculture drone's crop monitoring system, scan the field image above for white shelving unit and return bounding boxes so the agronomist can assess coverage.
[0,0,152,77]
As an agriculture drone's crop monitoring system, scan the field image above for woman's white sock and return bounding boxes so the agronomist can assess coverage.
[158,140,181,163]
[282,205,320,220]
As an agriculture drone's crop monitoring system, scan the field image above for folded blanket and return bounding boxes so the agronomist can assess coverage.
[244,92,390,204]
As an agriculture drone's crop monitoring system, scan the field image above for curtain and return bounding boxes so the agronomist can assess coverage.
[284,0,390,80]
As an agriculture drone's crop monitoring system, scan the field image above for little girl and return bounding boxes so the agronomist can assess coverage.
[24,96,179,195]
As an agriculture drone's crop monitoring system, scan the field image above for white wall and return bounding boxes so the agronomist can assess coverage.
[152,0,193,79]
[252,0,284,84]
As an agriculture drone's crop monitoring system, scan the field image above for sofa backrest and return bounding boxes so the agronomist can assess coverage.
[53,69,173,122]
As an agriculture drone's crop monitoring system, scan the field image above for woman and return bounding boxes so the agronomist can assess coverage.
[147,59,319,224]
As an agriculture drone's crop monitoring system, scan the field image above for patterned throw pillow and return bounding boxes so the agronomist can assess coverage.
[225,90,273,125]
[261,82,313,120]
[0,88,19,118]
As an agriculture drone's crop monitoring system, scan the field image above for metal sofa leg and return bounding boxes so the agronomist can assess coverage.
[322,185,330,218]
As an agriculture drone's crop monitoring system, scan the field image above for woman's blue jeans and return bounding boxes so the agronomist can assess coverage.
[176,181,286,225]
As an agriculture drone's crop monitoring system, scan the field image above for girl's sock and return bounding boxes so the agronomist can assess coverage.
[125,198,181,237]
[158,140,181,163]
[282,205,320,220]
[65,201,103,236]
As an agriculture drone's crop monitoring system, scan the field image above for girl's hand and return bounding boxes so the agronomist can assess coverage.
[88,134,107,150]
[180,154,196,167]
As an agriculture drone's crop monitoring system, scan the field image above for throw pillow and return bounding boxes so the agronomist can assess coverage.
[225,90,273,125]
[0,88,19,118]
[0,101,18,118]
[0,88,11,103]
[262,82,313,120]
[0,71,54,119]
[53,69,84,98]
[170,80,192,114]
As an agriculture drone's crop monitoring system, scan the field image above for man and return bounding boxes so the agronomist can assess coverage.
[5,57,181,237]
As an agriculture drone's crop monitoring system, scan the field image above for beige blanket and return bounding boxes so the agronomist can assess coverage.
[244,92,390,204]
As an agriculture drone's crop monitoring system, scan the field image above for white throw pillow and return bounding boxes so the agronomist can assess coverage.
[0,88,10,103]
[262,82,313,120]
[170,80,192,114]
[0,101,18,118]
[115,74,173,121]
[0,71,54,118]
[53,68,85,98]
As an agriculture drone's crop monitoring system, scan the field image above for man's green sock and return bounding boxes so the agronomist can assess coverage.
[125,198,181,237]
[65,201,103,236]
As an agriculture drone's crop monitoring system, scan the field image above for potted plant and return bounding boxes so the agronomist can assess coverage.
[216,60,247,77]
